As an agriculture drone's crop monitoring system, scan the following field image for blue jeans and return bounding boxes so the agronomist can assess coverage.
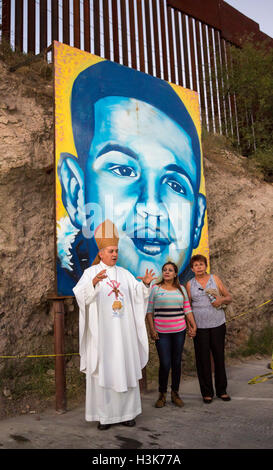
[155,330,186,393]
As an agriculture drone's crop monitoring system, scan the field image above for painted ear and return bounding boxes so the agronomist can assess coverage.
[193,193,206,249]
[57,153,86,229]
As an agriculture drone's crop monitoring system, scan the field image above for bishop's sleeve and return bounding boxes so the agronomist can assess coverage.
[147,285,157,316]
[124,269,152,307]
[124,270,151,369]
[133,276,151,301]
[73,268,100,374]
[73,269,100,305]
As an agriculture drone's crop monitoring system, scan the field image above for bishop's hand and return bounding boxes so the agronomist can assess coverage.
[93,269,107,287]
[137,269,157,287]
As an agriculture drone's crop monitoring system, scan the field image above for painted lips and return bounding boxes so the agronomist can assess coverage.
[131,237,170,256]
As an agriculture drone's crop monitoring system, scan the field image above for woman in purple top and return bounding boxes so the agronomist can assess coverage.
[147,262,197,409]
[186,254,232,404]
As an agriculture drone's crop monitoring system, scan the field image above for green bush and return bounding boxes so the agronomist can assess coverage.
[232,327,273,357]
[216,37,273,181]
[251,149,273,183]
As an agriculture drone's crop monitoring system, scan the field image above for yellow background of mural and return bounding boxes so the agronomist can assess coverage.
[54,41,209,271]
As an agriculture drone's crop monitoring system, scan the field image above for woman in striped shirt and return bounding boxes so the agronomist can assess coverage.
[146,262,197,408]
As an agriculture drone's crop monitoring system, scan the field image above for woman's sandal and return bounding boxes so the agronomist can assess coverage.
[217,394,231,401]
[203,397,213,404]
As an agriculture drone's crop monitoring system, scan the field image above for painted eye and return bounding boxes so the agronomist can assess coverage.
[164,178,185,195]
[110,165,137,177]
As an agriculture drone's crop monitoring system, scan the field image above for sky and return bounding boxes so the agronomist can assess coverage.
[225,0,273,38]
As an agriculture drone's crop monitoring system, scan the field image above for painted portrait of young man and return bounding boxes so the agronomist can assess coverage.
[54,42,209,296]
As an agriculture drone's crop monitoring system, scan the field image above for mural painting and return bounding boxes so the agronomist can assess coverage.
[54,41,209,296]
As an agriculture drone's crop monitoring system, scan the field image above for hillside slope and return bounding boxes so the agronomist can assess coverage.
[203,138,273,350]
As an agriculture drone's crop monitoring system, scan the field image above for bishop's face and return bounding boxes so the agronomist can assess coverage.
[99,246,119,266]
[85,97,201,278]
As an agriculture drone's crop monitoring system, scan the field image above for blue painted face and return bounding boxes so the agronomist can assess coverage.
[84,96,200,278]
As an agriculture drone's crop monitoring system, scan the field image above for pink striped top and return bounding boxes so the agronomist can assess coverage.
[147,285,192,333]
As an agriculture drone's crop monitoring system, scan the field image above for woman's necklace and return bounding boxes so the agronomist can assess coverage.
[161,283,176,291]
[196,274,210,288]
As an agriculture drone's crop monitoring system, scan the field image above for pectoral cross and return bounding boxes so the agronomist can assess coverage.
[107,280,123,299]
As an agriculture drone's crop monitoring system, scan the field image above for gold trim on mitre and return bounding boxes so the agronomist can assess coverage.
[92,219,119,265]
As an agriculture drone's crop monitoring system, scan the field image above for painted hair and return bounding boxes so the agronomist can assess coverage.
[70,59,201,191]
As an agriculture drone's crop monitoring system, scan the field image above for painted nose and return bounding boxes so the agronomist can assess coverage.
[136,201,167,219]
[136,198,169,236]
[136,178,168,220]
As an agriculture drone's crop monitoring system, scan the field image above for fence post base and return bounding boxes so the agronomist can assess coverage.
[52,298,67,413]
[140,366,147,393]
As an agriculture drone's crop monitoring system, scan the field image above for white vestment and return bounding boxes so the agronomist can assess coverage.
[73,262,150,424]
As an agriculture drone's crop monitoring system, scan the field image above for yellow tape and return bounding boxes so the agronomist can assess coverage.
[248,351,273,384]
[227,299,273,385]
[248,372,273,385]
[227,299,272,323]
[0,298,272,360]
[0,353,79,359]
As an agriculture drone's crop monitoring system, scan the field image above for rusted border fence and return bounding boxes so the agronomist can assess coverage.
[1,0,273,138]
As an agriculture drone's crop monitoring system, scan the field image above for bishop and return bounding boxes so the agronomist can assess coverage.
[73,219,157,430]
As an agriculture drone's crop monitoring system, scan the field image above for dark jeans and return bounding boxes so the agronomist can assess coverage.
[193,323,227,398]
[155,330,186,393]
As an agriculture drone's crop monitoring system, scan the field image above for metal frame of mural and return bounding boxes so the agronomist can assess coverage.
[54,40,209,297]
